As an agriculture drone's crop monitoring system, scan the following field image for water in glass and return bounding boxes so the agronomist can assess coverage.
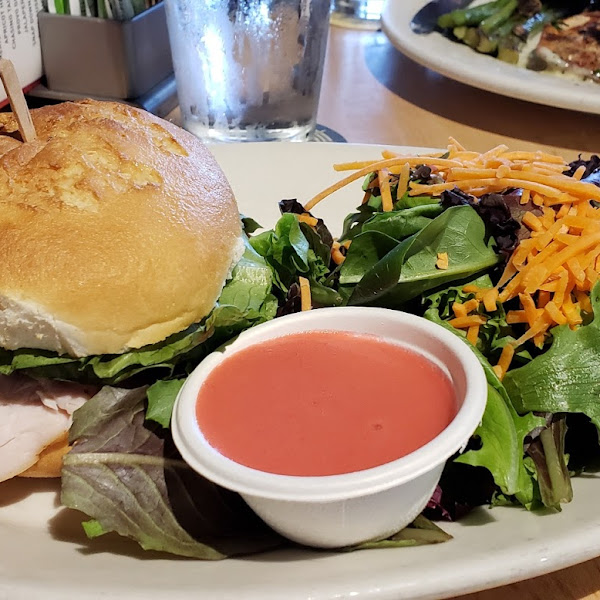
[166,0,330,142]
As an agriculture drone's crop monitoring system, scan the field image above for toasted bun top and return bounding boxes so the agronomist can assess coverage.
[0,100,242,357]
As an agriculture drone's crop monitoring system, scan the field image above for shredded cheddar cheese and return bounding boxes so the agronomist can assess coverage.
[331,241,346,265]
[297,213,318,227]
[304,139,599,362]
[574,165,586,180]
[482,288,499,312]
[379,169,394,212]
[522,212,544,232]
[436,252,449,270]
[467,325,480,345]
[299,277,312,311]
[507,310,528,324]
[448,315,487,328]
[494,344,515,380]
[462,298,480,313]
[462,284,482,294]
[452,302,468,318]
[396,162,411,201]
[305,157,463,211]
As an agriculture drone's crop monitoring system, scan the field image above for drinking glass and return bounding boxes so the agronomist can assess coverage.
[165,0,331,142]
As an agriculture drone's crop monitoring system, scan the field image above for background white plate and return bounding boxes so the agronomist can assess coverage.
[381,0,600,114]
[1,143,600,600]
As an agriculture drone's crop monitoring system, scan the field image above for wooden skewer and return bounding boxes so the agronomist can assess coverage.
[0,59,36,143]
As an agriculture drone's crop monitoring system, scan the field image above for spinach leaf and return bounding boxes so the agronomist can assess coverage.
[339,231,401,286]
[309,280,345,308]
[339,200,439,242]
[345,236,416,305]
[386,206,499,304]
[339,204,377,241]
[361,204,442,240]
[394,193,440,210]
[345,206,499,307]
[241,215,262,235]
[299,223,331,283]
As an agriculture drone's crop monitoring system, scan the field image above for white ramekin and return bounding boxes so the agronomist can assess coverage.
[172,307,487,548]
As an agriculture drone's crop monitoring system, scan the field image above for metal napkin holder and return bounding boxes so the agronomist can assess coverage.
[38,3,173,100]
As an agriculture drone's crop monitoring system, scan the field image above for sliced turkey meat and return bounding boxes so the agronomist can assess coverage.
[0,374,96,483]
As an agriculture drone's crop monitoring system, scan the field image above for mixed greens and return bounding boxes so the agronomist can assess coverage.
[57,147,600,558]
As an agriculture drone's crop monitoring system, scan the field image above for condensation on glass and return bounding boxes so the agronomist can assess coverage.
[166,0,330,142]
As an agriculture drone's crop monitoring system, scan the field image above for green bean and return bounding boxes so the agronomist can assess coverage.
[476,34,498,54]
[497,44,521,64]
[476,12,524,54]
[463,27,481,48]
[480,0,518,35]
[453,25,468,39]
[437,1,503,29]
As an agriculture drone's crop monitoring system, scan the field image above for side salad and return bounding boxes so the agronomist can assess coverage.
[58,140,600,558]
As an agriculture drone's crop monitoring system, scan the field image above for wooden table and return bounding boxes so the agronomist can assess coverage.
[317,24,600,600]
[318,26,600,161]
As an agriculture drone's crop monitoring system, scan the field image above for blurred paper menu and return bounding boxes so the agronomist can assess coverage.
[0,0,44,105]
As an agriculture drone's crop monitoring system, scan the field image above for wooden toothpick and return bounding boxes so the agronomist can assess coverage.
[0,59,36,143]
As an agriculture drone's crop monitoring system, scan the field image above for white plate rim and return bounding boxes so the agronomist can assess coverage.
[1,142,600,600]
[381,0,600,115]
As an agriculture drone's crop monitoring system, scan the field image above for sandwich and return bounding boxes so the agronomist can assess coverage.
[0,99,245,483]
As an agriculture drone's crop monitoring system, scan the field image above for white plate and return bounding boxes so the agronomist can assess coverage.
[2,142,600,600]
[381,0,600,114]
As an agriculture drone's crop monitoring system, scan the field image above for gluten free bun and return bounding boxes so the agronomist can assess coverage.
[0,100,242,357]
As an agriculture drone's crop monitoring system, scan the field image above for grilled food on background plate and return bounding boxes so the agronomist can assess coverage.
[435,0,600,82]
